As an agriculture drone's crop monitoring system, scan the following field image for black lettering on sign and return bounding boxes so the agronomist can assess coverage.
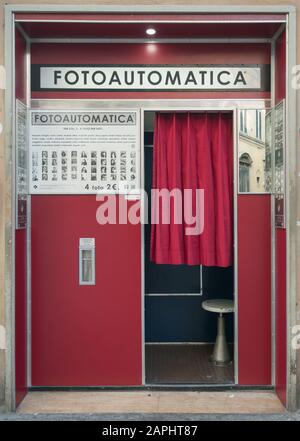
[234,71,247,85]
[92,71,106,85]
[109,71,122,85]
[148,71,162,85]
[31,64,269,92]
[185,71,197,85]
[217,71,230,86]
[65,70,79,85]
[165,71,181,86]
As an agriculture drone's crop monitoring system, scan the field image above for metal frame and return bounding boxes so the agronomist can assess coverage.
[233,107,238,384]
[25,34,32,392]
[3,4,297,412]
[6,5,294,13]
[145,293,202,297]
[29,38,272,44]
[284,10,297,411]
[30,99,270,110]
[4,9,16,412]
[15,19,286,23]
[140,108,145,384]
[270,35,276,387]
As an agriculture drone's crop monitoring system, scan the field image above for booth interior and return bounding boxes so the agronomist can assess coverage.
[144,111,234,385]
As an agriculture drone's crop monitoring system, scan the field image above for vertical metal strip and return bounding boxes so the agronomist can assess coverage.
[270,39,276,387]
[285,13,291,409]
[11,11,17,412]
[26,37,32,389]
[200,265,203,295]
[140,109,145,385]
[4,8,16,411]
[285,11,297,411]
[233,109,238,384]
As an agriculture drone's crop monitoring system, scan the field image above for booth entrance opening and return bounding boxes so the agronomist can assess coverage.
[143,110,235,385]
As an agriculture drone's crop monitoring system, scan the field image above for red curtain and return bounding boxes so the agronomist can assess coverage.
[150,112,233,267]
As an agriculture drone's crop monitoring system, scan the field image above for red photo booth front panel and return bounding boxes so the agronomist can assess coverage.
[238,195,272,385]
[31,196,142,386]
[29,40,272,386]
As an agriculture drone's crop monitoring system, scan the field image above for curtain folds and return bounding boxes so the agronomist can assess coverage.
[150,112,233,267]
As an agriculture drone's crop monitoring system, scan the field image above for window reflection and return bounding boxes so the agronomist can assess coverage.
[82,250,93,282]
[239,153,251,192]
[238,109,272,193]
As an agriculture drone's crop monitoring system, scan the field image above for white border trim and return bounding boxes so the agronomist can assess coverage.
[285,10,297,412]
[6,5,296,13]
[30,38,272,44]
[4,8,16,412]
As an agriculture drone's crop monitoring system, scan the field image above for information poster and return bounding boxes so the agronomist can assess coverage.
[29,110,140,194]
[274,101,285,228]
[16,100,28,229]
[264,109,273,193]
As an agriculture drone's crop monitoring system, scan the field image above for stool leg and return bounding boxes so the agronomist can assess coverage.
[211,313,231,365]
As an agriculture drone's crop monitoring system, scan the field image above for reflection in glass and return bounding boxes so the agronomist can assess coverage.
[81,249,93,283]
[238,109,272,193]
[239,153,251,192]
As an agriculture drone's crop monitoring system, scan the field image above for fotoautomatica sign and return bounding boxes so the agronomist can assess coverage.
[31,64,269,91]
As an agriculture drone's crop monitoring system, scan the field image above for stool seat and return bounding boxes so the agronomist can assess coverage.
[201,299,234,366]
[202,299,234,314]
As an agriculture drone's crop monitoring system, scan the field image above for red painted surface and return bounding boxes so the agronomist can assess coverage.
[31,42,271,64]
[15,230,27,405]
[29,36,273,387]
[31,43,270,101]
[15,29,27,406]
[275,31,286,103]
[275,229,287,405]
[238,195,272,385]
[31,196,142,386]
[19,21,282,39]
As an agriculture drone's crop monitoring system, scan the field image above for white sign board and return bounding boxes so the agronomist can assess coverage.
[16,100,28,229]
[29,110,140,194]
[37,66,261,91]
[274,100,285,228]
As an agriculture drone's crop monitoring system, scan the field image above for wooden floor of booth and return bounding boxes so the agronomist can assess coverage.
[145,343,234,384]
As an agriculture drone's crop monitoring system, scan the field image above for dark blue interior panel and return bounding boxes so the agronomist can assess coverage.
[144,127,234,343]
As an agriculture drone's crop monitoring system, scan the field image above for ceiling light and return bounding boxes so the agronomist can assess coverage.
[146,28,156,36]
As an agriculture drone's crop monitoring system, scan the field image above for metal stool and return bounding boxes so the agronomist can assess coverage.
[202,299,234,366]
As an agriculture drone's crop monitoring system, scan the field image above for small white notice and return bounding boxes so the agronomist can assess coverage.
[29,109,140,194]
[79,238,95,248]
